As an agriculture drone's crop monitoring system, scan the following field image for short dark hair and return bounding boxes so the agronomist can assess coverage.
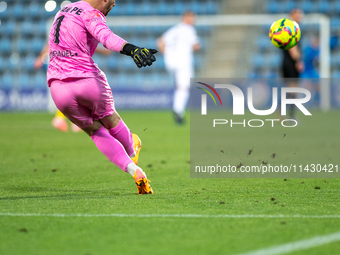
[290,8,303,15]
[183,11,195,16]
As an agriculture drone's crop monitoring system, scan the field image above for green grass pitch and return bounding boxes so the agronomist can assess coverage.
[0,110,339,255]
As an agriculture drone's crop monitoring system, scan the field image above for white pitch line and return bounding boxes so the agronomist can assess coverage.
[236,231,340,255]
[0,213,340,218]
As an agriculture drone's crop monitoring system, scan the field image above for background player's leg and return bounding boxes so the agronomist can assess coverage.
[52,110,68,132]
[100,112,135,157]
[287,80,298,119]
[172,68,191,124]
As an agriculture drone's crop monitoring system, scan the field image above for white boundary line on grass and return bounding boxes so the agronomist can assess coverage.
[1,213,340,218]
[235,231,340,255]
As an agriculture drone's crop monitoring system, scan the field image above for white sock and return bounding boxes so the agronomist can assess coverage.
[173,89,189,116]
[126,162,140,177]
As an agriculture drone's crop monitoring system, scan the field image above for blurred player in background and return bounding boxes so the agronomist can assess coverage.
[157,11,200,124]
[35,43,111,132]
[301,36,319,78]
[47,0,157,194]
[281,9,304,119]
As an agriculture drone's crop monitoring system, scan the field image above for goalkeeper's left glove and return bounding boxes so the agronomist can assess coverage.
[120,43,157,68]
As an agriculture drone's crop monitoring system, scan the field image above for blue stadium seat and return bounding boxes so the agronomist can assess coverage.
[116,74,128,88]
[28,2,40,18]
[0,22,4,35]
[334,52,340,68]
[150,26,166,36]
[197,25,211,36]
[31,37,45,54]
[93,55,108,70]
[12,3,25,19]
[1,72,14,89]
[257,36,267,51]
[116,56,133,70]
[331,17,340,29]
[317,1,331,14]
[157,1,168,15]
[331,70,340,78]
[37,21,47,36]
[206,0,218,14]
[34,72,47,88]
[257,36,271,52]
[309,1,319,13]
[268,54,281,69]
[335,1,340,14]
[4,20,16,36]
[330,53,338,67]
[9,56,19,71]
[147,2,159,15]
[0,6,9,20]
[0,37,11,52]
[124,2,135,16]
[17,39,32,54]
[140,2,153,15]
[301,1,312,13]
[199,37,208,51]
[147,36,157,48]
[266,1,280,13]
[23,55,36,72]
[19,73,34,89]
[21,20,34,36]
[0,57,6,72]
[251,54,265,69]
[284,1,296,13]
[107,56,118,70]
[152,54,165,70]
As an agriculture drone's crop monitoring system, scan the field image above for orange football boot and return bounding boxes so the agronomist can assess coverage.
[132,169,153,195]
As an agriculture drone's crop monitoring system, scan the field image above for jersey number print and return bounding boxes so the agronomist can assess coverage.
[53,15,65,44]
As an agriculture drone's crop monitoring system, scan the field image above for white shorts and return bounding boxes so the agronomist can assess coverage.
[166,65,193,90]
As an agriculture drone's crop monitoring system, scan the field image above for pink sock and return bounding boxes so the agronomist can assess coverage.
[108,119,135,157]
[91,126,133,172]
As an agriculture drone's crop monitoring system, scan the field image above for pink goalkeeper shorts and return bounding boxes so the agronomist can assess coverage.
[50,76,115,129]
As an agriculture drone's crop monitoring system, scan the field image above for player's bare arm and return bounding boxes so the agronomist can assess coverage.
[156,38,166,54]
[95,46,112,56]
[34,43,49,69]
[193,43,201,52]
[288,46,304,73]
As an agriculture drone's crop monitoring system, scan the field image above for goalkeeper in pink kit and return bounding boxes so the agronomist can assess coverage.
[48,0,156,194]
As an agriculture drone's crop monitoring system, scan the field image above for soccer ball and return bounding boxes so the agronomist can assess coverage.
[269,18,301,50]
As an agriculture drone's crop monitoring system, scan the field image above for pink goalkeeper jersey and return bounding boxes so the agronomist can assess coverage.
[47,1,126,86]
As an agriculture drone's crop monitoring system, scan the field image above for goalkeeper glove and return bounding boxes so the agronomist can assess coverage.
[120,43,157,68]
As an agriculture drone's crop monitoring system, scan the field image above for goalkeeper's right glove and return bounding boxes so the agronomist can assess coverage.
[120,43,157,68]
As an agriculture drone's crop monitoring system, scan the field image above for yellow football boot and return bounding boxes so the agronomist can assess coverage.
[131,134,142,165]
